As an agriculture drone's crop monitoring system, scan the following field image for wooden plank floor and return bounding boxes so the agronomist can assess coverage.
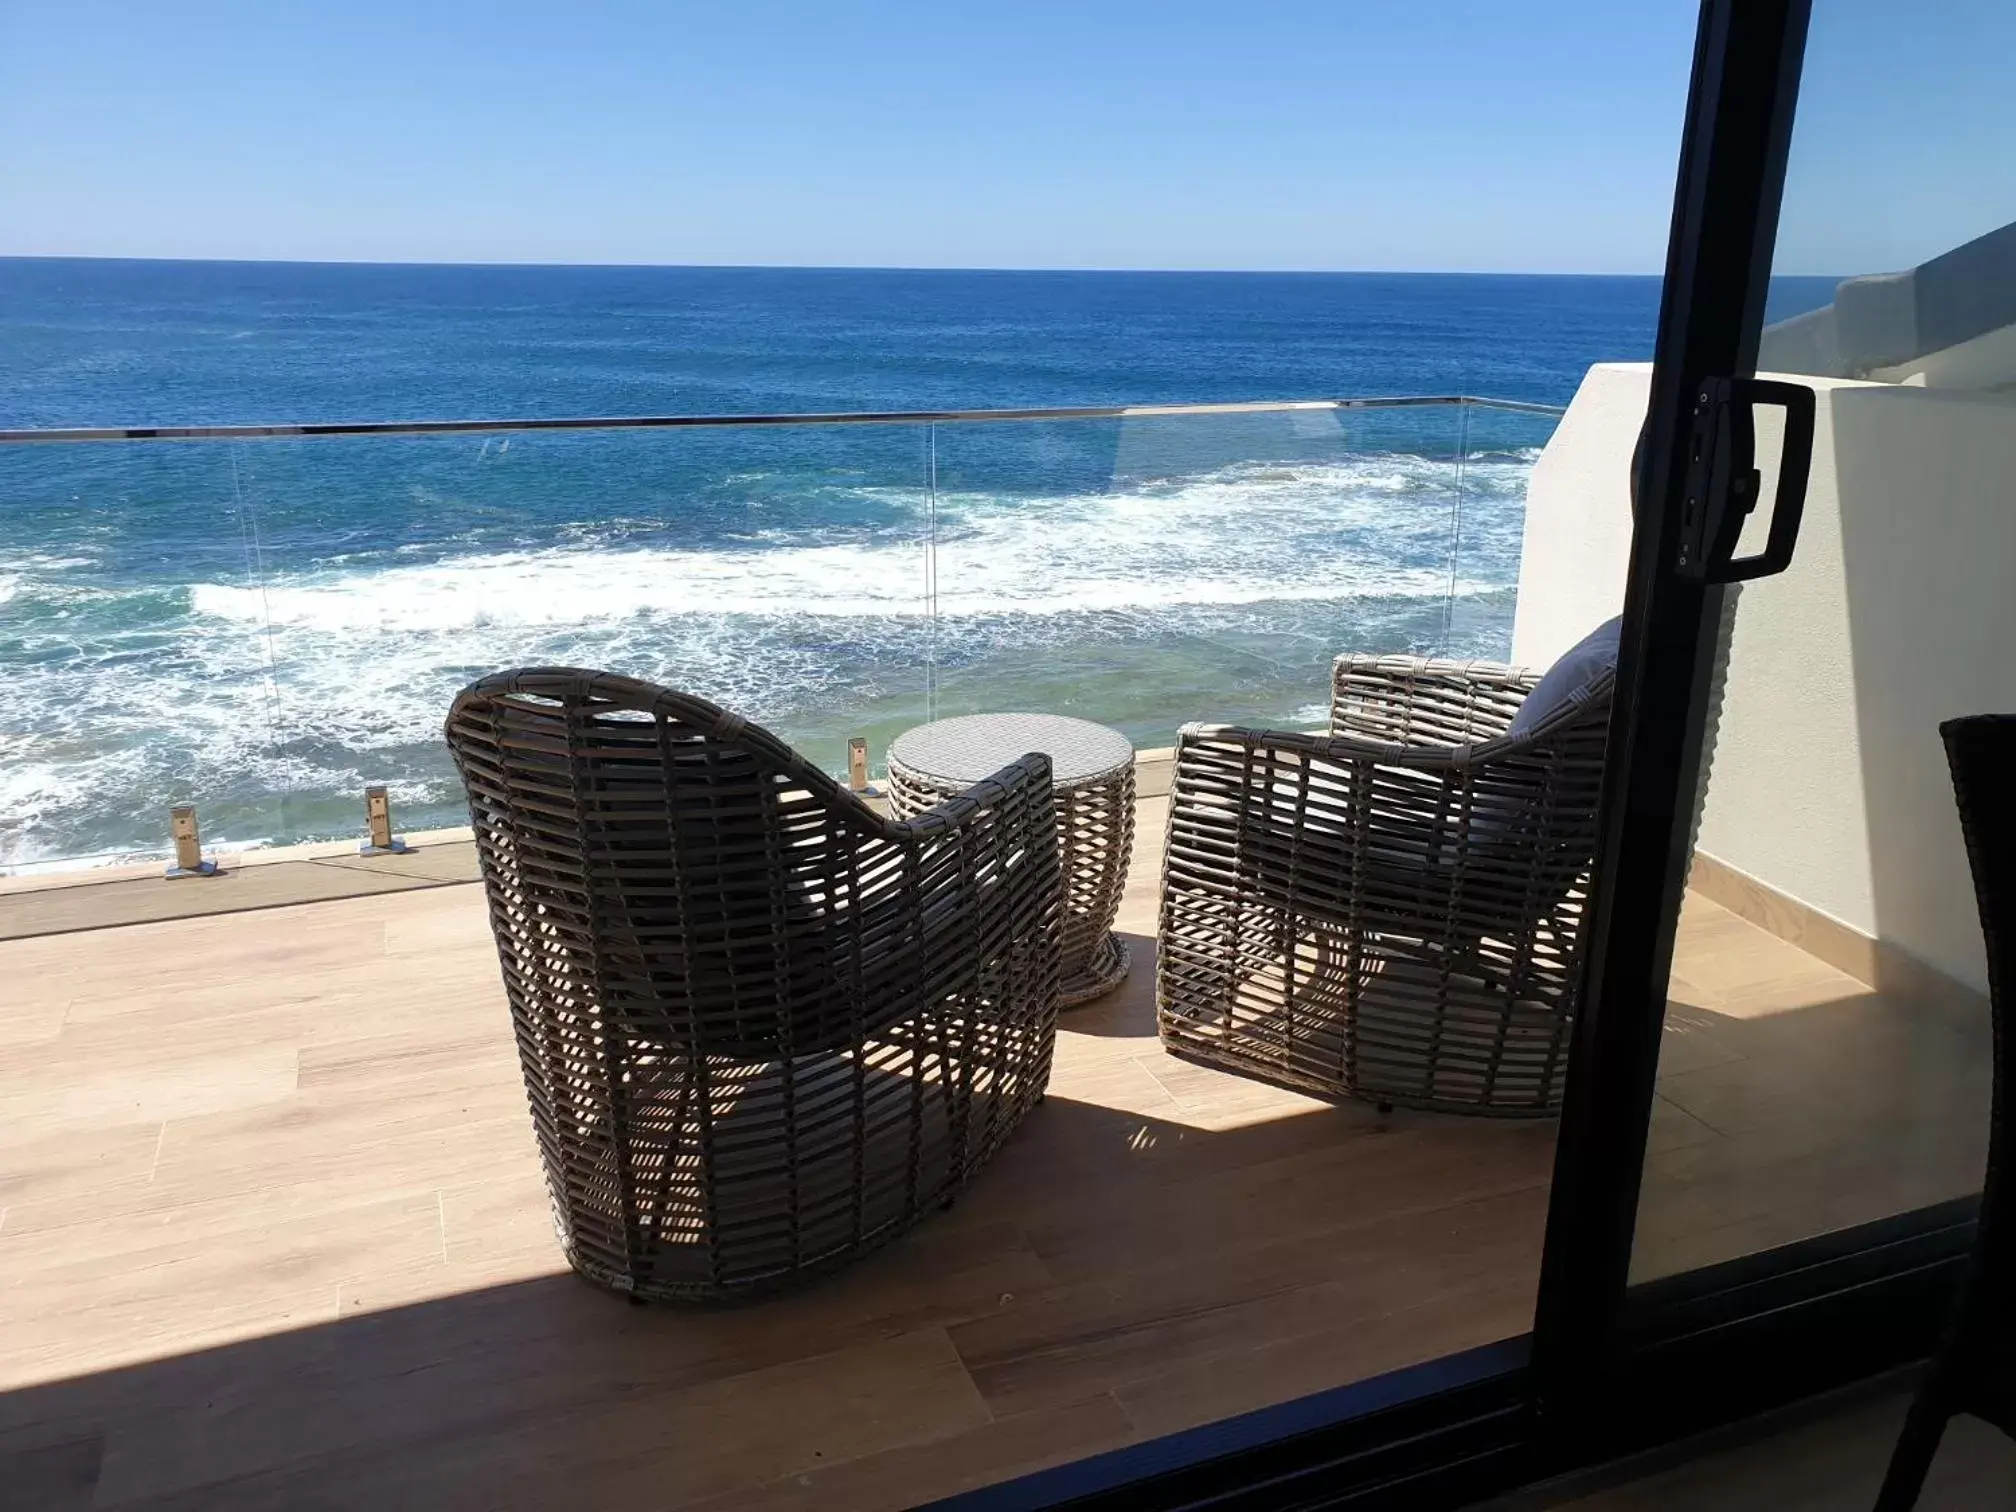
[1636,888,1989,1283]
[0,795,1990,1511]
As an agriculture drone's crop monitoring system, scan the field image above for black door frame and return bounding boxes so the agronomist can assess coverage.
[1529,0,1981,1463]
[935,1,1978,1505]
[1528,0,1813,1409]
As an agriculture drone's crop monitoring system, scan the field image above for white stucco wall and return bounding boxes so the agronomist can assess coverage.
[1509,364,1642,670]
[1513,361,2016,992]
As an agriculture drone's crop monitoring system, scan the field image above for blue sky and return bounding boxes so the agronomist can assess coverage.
[1775,0,2016,276]
[0,0,1703,271]
[0,1,2008,274]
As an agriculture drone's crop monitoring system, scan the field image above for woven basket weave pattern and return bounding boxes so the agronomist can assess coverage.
[887,715,1135,1007]
[447,669,1062,1303]
[1157,654,1611,1116]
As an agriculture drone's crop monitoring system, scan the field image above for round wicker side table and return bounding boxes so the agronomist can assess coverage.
[888,713,1135,1006]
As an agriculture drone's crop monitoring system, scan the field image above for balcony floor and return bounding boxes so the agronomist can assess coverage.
[0,794,1987,1511]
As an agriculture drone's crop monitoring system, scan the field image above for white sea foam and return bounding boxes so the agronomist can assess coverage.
[186,453,1523,631]
[0,551,96,606]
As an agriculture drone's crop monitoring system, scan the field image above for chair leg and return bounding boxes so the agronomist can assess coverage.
[1873,1394,1951,1512]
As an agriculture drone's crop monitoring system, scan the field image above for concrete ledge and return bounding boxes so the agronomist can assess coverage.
[0,824,478,896]
[0,834,483,942]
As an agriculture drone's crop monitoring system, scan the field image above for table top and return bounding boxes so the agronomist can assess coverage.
[888,713,1134,788]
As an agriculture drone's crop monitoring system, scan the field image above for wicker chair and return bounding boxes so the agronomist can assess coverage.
[445,669,1062,1303]
[1157,652,1612,1116]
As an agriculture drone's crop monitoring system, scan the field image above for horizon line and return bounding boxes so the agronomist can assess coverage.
[0,252,1682,279]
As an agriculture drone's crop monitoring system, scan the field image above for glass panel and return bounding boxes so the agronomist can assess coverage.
[0,423,935,869]
[1445,402,1566,654]
[0,438,288,871]
[1,406,1579,875]
[1627,0,2013,1283]
[921,401,1551,745]
[220,423,936,845]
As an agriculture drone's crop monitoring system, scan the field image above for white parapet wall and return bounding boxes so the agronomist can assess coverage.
[1514,361,2016,995]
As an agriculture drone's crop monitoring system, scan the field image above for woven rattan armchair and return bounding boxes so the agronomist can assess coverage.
[1157,652,1612,1116]
[446,669,1061,1303]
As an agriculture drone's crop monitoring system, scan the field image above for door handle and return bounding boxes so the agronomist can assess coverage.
[1675,376,1815,583]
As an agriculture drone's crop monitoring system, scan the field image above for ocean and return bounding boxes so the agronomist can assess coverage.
[0,260,1666,869]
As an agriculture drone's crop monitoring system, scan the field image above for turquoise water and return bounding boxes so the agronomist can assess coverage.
[0,261,1665,867]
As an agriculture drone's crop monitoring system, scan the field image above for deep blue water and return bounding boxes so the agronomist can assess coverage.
[0,260,1659,424]
[0,260,1665,867]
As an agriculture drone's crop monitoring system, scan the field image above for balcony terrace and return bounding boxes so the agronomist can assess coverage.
[0,746,1981,1511]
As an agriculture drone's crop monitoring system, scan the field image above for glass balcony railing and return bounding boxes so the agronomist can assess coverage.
[0,396,1561,871]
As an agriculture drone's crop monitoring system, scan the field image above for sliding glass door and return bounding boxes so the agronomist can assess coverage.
[1525,0,2016,1464]
[1596,0,2007,1298]
[1623,0,2015,1291]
